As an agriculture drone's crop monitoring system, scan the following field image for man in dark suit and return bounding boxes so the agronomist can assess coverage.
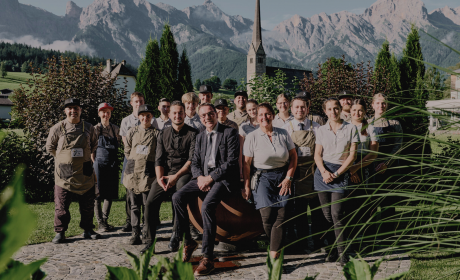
[172,103,239,276]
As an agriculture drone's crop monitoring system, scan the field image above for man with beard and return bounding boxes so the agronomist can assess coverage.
[338,90,353,122]
[46,98,100,243]
[140,101,199,254]
[228,90,249,125]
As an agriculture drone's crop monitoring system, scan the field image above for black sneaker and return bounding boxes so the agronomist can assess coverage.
[128,234,142,245]
[121,223,132,232]
[52,232,66,244]
[83,230,101,240]
[168,232,180,252]
[190,227,201,240]
[98,222,111,232]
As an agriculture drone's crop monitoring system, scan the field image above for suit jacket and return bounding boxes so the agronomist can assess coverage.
[191,123,240,192]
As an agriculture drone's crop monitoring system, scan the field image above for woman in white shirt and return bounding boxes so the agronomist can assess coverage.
[347,99,379,241]
[242,103,297,260]
[272,94,293,128]
[314,97,359,266]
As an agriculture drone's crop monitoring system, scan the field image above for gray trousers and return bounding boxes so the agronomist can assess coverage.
[94,199,113,223]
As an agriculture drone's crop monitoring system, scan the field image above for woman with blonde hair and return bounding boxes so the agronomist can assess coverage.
[369,93,403,236]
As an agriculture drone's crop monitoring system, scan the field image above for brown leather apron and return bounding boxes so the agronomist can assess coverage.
[123,126,157,194]
[289,116,317,199]
[55,121,94,195]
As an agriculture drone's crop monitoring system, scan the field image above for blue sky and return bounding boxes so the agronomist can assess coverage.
[19,0,460,30]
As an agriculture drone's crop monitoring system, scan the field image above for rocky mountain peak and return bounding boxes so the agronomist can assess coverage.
[66,1,82,18]
[364,0,429,27]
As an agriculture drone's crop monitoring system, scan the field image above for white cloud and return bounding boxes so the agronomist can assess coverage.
[0,33,96,56]
[441,32,455,44]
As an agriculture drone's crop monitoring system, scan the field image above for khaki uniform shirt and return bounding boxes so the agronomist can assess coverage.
[340,111,352,122]
[46,119,98,159]
[311,114,326,125]
[228,109,248,122]
[124,125,157,159]
[220,118,238,130]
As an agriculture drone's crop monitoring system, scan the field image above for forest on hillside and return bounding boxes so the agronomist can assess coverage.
[0,42,137,74]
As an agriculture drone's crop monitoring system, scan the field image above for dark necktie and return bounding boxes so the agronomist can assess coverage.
[299,123,305,131]
[204,132,213,176]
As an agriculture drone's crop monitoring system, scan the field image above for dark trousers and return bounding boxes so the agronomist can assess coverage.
[94,199,112,223]
[121,157,131,225]
[371,169,400,236]
[260,207,286,252]
[143,173,192,243]
[318,192,346,251]
[292,196,326,248]
[54,185,95,233]
[129,190,148,229]
[172,180,230,259]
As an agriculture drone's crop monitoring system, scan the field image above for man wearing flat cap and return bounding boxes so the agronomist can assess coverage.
[46,98,100,244]
[199,85,213,104]
[337,90,353,122]
[215,98,238,130]
[228,90,249,126]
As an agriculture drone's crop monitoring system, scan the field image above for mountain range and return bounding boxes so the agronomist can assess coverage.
[0,0,459,82]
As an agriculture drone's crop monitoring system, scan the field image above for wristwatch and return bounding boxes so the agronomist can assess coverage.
[333,171,339,177]
[286,176,294,181]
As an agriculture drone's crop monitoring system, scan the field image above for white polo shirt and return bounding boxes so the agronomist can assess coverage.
[272,114,294,128]
[315,121,360,165]
[153,117,172,131]
[239,120,259,137]
[355,123,378,155]
[243,127,296,170]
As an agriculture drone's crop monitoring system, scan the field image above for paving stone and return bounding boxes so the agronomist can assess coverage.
[14,221,410,279]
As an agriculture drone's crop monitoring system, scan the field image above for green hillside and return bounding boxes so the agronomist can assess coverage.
[0,72,32,91]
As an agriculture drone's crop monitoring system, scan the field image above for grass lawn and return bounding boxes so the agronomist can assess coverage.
[430,133,460,154]
[27,185,173,245]
[404,253,460,280]
[0,72,32,91]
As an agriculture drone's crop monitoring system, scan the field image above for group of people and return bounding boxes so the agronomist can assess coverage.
[45,84,403,275]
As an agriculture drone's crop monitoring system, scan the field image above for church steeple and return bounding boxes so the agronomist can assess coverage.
[247,0,266,91]
[250,0,263,54]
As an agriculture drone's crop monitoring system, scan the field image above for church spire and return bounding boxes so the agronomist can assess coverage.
[251,0,262,53]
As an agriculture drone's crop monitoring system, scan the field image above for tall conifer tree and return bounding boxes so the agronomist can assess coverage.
[159,24,180,101]
[178,48,194,93]
[135,38,160,114]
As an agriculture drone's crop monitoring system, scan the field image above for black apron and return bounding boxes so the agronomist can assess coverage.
[93,123,119,200]
[372,119,397,178]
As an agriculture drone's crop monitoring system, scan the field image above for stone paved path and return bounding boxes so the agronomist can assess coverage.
[15,221,411,280]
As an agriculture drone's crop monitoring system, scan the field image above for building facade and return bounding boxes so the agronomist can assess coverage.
[103,59,136,101]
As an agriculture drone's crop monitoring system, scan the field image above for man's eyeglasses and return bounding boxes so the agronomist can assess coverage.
[199,112,216,119]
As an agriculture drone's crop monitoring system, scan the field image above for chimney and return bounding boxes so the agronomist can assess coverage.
[121,60,126,66]
[106,59,112,73]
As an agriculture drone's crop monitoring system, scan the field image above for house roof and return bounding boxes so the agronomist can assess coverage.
[427,99,460,109]
[0,98,13,106]
[454,69,460,74]
[103,61,136,79]
[0,89,13,95]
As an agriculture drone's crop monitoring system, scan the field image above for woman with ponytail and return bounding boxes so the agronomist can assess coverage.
[347,99,379,240]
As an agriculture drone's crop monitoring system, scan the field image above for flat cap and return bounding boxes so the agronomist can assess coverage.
[138,104,155,115]
[64,98,82,108]
[199,85,213,93]
[296,91,311,100]
[214,98,229,107]
[337,90,353,100]
[234,90,248,99]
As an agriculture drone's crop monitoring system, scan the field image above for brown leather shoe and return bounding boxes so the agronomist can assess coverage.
[182,240,198,262]
[194,257,215,276]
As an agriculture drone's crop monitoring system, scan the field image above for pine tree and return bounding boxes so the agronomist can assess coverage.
[178,48,193,93]
[159,24,180,101]
[194,79,202,91]
[135,38,161,114]
[389,53,401,94]
[0,62,7,78]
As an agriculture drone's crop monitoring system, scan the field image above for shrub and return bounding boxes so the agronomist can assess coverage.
[12,56,130,201]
